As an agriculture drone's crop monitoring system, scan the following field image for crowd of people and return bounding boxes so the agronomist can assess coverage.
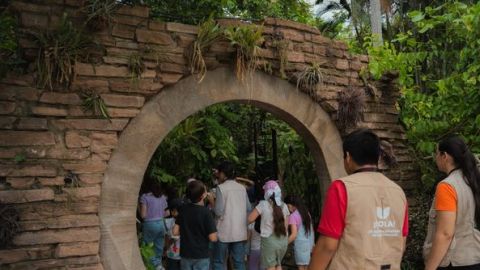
[138,128,480,270]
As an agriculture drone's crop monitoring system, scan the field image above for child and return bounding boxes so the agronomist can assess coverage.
[165,198,184,270]
[173,180,217,270]
[284,195,314,270]
[248,180,290,270]
[140,181,168,270]
[247,217,262,270]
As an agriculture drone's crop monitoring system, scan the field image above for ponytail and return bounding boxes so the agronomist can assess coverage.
[270,194,287,237]
[439,135,480,227]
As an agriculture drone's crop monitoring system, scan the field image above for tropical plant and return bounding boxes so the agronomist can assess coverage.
[126,52,145,86]
[224,24,264,81]
[187,17,222,82]
[337,87,365,132]
[295,62,324,98]
[140,242,155,270]
[84,0,119,31]
[365,1,480,187]
[34,14,93,90]
[81,90,110,119]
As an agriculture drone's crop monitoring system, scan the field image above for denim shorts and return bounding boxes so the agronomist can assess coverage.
[293,239,312,265]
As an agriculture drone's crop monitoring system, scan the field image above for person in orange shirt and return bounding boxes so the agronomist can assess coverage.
[424,135,480,270]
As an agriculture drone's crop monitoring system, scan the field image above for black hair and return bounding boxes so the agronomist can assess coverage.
[270,194,287,237]
[343,128,380,166]
[216,161,236,179]
[186,180,206,203]
[284,195,312,236]
[438,135,480,227]
[150,180,163,198]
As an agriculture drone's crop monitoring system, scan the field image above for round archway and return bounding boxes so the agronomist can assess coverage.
[99,67,346,269]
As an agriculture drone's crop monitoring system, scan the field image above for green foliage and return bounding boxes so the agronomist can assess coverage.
[145,0,226,25]
[188,17,223,82]
[146,103,320,219]
[230,0,314,23]
[139,242,155,270]
[224,24,264,81]
[81,90,110,119]
[147,104,241,190]
[13,153,26,164]
[34,14,93,90]
[364,1,480,189]
[0,11,24,79]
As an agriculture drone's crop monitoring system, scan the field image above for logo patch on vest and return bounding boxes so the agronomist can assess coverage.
[368,207,400,237]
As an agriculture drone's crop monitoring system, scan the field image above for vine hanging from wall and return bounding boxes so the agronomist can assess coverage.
[187,17,222,82]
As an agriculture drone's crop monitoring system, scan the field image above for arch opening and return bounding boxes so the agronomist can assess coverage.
[99,67,345,269]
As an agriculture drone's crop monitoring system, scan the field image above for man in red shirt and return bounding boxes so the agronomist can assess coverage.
[309,129,408,270]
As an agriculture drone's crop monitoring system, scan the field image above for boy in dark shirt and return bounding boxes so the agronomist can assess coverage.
[173,180,218,270]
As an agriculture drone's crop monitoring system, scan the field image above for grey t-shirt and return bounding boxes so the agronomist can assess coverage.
[255,200,290,238]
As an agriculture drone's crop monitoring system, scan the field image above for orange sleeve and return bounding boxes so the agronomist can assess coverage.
[434,182,457,211]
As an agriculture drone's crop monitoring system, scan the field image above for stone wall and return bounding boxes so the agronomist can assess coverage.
[0,1,417,268]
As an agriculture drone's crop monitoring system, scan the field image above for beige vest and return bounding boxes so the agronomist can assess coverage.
[329,172,407,270]
[423,170,480,267]
[216,180,248,242]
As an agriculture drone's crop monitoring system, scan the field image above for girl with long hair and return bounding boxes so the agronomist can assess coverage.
[284,195,315,270]
[140,180,168,270]
[248,180,290,270]
[424,135,480,270]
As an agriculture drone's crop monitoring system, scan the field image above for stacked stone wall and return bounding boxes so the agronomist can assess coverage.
[0,1,417,268]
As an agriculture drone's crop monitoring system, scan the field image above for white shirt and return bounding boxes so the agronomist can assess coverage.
[255,200,290,238]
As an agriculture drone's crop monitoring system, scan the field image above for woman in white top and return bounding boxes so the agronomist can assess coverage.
[248,180,290,270]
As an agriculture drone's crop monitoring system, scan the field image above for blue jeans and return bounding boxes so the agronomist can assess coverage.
[181,258,210,270]
[143,220,166,267]
[212,241,246,270]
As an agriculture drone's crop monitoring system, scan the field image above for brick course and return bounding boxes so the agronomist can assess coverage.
[0,1,416,268]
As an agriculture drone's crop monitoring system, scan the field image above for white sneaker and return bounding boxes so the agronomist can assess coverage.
[155,265,165,270]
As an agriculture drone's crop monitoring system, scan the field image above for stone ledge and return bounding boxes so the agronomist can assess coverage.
[100,94,145,108]
[13,227,100,246]
[0,165,57,177]
[6,255,100,269]
[40,92,82,105]
[263,17,320,34]
[0,131,55,146]
[0,189,54,204]
[19,214,99,231]
[115,5,149,18]
[0,245,53,264]
[166,22,198,34]
[62,161,107,174]
[32,106,69,116]
[16,118,48,130]
[55,241,99,258]
[136,29,174,45]
[51,119,129,131]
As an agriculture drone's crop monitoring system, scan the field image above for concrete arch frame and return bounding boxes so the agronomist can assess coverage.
[99,67,346,269]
